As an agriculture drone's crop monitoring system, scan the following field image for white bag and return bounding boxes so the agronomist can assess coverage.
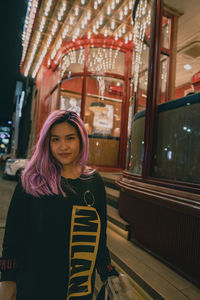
[106,274,134,300]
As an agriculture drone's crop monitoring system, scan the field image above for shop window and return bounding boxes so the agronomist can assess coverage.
[84,76,123,167]
[152,0,200,184]
[60,77,83,116]
[61,49,85,78]
[159,54,169,104]
[152,95,200,184]
[88,48,125,76]
[126,0,153,175]
[160,0,200,102]
[161,16,171,50]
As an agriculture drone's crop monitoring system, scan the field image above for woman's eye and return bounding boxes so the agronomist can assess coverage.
[51,137,59,142]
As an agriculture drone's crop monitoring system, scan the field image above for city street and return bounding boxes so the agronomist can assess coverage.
[0,163,17,254]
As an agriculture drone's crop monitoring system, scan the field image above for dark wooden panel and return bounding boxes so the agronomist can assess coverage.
[118,182,200,286]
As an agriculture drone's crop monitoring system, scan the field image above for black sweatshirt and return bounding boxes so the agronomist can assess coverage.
[0,171,116,300]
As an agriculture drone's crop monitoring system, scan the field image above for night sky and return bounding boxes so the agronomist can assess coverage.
[0,1,27,125]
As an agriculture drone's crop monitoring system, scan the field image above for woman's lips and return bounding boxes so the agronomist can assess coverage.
[58,153,71,158]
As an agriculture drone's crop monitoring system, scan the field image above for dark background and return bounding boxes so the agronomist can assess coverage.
[0,1,27,125]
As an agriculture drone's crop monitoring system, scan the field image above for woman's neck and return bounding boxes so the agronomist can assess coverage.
[61,165,82,179]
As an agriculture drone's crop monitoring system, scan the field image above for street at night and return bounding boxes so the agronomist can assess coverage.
[0,164,17,254]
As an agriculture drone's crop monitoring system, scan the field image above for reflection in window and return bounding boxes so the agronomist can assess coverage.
[161,16,171,49]
[85,76,123,166]
[60,77,82,116]
[152,96,200,184]
[159,54,169,103]
[60,95,81,116]
[126,0,153,174]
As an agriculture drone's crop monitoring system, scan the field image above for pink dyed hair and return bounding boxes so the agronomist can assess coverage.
[22,110,90,197]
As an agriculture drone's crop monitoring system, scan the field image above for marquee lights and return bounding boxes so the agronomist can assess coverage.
[132,0,151,92]
[61,49,85,77]
[21,0,39,64]
[88,48,120,74]
[44,0,52,16]
[22,0,136,78]
[57,1,67,20]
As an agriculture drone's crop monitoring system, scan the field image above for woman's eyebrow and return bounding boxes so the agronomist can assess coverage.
[50,133,77,137]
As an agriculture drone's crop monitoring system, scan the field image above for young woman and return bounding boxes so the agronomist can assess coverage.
[0,110,118,300]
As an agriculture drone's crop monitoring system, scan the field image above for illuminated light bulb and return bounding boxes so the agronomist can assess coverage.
[69,16,74,25]
[115,33,118,40]
[122,24,126,33]
[116,0,119,3]
[99,15,103,25]
[47,36,52,47]
[129,0,133,10]
[98,0,101,3]
[111,1,115,9]
[96,21,99,29]
[94,1,98,9]
[81,0,85,5]
[51,49,56,60]
[107,5,111,15]
[81,22,85,29]
[75,6,79,16]
[125,36,128,43]
[88,31,91,39]
[124,5,128,15]
[118,29,122,37]
[129,33,132,40]
[56,39,62,50]
[83,17,87,25]
[87,10,91,20]
[119,10,123,20]
[111,20,115,30]
[104,29,108,37]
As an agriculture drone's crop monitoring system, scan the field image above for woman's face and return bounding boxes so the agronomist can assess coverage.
[50,122,81,169]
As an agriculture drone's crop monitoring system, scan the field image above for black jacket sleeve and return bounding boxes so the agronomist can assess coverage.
[0,182,29,282]
[95,173,119,282]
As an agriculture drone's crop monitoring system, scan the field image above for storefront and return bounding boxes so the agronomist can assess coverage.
[118,0,200,286]
[20,0,200,285]
[21,0,135,169]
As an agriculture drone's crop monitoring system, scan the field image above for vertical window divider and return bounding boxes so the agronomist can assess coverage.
[142,0,163,179]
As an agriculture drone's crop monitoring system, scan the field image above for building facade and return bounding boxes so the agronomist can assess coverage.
[20,0,200,285]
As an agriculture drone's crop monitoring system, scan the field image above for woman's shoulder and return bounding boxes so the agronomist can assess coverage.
[82,168,103,182]
[14,179,36,199]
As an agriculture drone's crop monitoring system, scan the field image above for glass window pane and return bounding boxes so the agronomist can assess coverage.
[126,0,153,175]
[60,77,83,116]
[152,0,200,184]
[85,76,123,167]
[163,0,200,101]
[159,54,169,104]
[152,96,200,184]
[161,16,171,49]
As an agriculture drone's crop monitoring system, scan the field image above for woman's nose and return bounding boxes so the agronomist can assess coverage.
[60,140,68,150]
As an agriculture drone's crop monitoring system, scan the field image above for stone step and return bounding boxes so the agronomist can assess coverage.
[105,186,119,208]
[100,172,121,190]
[106,228,200,300]
[107,204,129,232]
